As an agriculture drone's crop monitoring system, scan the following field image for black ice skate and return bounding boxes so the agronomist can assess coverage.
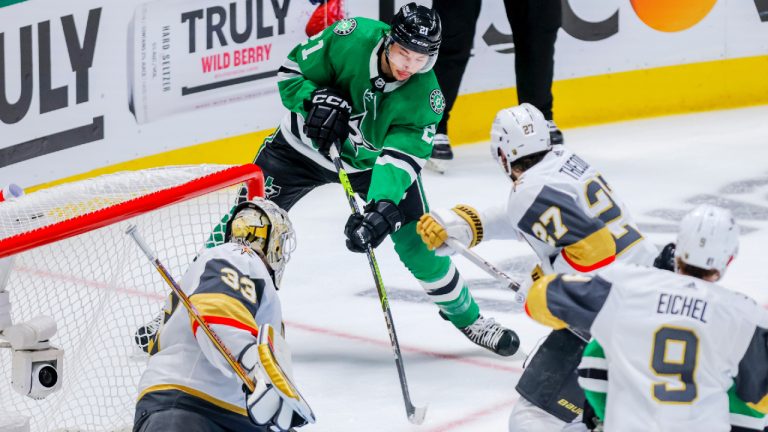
[460,315,520,357]
[426,133,453,173]
[548,120,564,145]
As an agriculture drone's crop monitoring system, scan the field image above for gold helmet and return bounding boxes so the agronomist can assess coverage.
[225,198,296,287]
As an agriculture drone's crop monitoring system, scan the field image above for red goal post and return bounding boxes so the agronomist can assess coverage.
[0,164,264,260]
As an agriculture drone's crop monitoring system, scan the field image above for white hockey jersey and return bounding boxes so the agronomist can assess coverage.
[526,263,768,431]
[136,242,282,430]
[481,147,657,273]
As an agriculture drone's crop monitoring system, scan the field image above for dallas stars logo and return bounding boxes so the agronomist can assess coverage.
[333,19,357,36]
[264,176,281,198]
[430,89,445,115]
[348,112,377,155]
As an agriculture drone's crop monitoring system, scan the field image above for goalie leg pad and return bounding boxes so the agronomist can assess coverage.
[515,329,587,423]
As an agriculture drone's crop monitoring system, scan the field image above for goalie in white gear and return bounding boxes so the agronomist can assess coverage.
[133,198,312,432]
[416,103,658,431]
[526,204,768,431]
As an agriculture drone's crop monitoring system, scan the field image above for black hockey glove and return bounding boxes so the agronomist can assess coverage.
[344,200,403,253]
[653,242,676,272]
[303,87,352,155]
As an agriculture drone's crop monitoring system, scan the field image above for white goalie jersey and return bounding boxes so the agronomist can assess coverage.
[526,263,768,431]
[481,147,657,273]
[136,242,282,430]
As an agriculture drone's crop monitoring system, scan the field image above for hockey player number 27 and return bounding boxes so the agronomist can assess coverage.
[650,326,699,404]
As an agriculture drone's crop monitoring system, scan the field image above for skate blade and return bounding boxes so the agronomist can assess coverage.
[425,159,447,174]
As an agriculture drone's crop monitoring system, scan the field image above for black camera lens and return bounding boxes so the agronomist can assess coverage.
[38,365,58,388]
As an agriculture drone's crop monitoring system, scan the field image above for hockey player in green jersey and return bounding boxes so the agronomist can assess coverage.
[252,3,519,356]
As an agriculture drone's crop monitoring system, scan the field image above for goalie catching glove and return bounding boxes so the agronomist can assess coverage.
[416,205,484,255]
[241,324,315,431]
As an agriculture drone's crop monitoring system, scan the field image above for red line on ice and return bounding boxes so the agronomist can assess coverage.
[285,320,523,373]
[425,397,519,432]
[14,265,165,301]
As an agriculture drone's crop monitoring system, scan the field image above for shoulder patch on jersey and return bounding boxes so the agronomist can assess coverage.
[333,18,357,36]
[429,89,445,115]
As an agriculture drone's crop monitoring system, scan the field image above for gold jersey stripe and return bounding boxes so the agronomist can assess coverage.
[525,274,568,330]
[561,226,616,272]
[190,292,259,334]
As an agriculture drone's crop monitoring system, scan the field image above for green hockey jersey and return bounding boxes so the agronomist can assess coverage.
[275,17,444,204]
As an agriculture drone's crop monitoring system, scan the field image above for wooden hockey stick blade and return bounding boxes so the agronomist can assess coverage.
[407,404,427,425]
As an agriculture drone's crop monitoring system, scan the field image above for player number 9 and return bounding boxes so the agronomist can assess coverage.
[650,326,699,404]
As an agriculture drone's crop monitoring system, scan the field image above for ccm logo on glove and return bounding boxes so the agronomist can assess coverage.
[310,93,352,112]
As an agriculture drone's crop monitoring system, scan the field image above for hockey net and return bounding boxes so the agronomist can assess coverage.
[0,164,263,432]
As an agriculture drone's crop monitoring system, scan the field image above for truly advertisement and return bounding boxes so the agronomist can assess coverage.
[128,0,310,124]
[0,6,103,169]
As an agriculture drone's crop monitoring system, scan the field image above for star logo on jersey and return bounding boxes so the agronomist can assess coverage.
[348,112,378,155]
[333,19,357,36]
[364,88,375,102]
[430,89,445,115]
[264,176,281,199]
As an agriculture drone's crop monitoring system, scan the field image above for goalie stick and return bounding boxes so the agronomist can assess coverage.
[328,145,427,425]
[126,225,315,425]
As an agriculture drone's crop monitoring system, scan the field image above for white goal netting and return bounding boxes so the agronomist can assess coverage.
[0,164,262,432]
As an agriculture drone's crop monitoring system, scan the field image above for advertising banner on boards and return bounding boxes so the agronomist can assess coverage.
[0,0,766,188]
[129,0,299,124]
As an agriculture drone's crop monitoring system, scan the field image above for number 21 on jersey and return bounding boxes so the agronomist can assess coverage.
[300,33,324,60]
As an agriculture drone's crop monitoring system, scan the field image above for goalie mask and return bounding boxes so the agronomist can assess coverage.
[675,204,739,280]
[385,2,441,73]
[490,103,552,179]
[225,199,296,288]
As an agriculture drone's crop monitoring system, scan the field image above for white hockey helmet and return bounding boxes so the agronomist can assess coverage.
[675,204,739,279]
[225,198,296,288]
[490,103,551,178]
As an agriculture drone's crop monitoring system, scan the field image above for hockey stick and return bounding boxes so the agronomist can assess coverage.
[328,145,427,425]
[126,225,257,391]
[126,225,315,425]
[444,238,521,292]
[445,238,590,343]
